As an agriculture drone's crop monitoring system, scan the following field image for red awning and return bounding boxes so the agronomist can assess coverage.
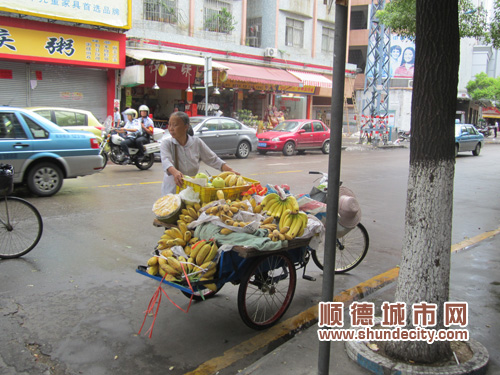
[219,61,302,87]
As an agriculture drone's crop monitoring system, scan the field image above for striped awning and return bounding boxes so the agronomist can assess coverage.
[287,69,332,88]
[219,61,302,87]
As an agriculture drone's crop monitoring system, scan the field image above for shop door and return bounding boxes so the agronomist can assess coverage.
[29,64,108,122]
[0,61,29,107]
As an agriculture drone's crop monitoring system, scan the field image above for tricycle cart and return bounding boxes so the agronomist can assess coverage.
[137,220,314,330]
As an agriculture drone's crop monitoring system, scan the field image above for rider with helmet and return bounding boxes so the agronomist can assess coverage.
[135,105,155,159]
[115,108,141,163]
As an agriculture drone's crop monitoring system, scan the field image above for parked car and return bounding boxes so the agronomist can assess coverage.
[0,107,103,196]
[257,119,330,156]
[162,116,258,159]
[455,124,484,156]
[26,107,104,141]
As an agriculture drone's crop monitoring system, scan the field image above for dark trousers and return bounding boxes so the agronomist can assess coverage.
[120,137,137,156]
[135,136,149,156]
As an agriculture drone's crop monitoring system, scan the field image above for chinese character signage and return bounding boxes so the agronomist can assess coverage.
[0,16,125,68]
[0,0,131,29]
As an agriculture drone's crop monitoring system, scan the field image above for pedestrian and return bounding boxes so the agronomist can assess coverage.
[113,107,121,127]
[495,121,498,138]
[160,111,238,196]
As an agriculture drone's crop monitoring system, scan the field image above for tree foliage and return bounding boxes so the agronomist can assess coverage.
[466,72,500,106]
[377,0,497,45]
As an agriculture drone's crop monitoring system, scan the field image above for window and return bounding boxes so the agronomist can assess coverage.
[21,115,49,139]
[55,111,77,126]
[321,26,334,54]
[204,0,235,34]
[75,113,87,125]
[0,113,27,139]
[313,122,324,132]
[220,119,240,130]
[203,119,219,131]
[144,0,178,24]
[35,110,52,122]
[246,17,262,47]
[301,123,312,132]
[286,18,304,47]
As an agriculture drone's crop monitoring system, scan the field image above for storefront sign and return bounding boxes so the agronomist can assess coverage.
[0,0,131,29]
[223,80,318,95]
[0,16,125,68]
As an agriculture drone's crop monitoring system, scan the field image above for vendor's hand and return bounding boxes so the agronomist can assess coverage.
[172,169,184,187]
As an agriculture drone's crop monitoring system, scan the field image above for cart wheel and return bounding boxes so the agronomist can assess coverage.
[181,284,222,301]
[237,253,296,330]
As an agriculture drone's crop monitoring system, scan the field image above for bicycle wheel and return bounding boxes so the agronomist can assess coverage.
[238,253,296,330]
[311,223,369,274]
[0,196,43,259]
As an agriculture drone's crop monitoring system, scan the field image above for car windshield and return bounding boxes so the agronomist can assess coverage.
[274,121,300,132]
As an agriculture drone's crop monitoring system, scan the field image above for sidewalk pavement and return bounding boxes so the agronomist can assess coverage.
[242,233,500,375]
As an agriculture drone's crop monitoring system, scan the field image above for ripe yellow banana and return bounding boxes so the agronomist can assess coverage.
[187,207,198,219]
[147,256,158,266]
[262,216,274,225]
[170,227,183,240]
[280,209,291,229]
[184,230,192,243]
[161,249,173,258]
[216,190,225,200]
[261,193,279,207]
[147,265,159,276]
[217,171,233,180]
[203,242,218,264]
[177,221,188,234]
[196,243,212,265]
[220,228,233,235]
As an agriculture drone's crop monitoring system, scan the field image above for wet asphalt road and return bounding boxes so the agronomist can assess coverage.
[0,143,499,375]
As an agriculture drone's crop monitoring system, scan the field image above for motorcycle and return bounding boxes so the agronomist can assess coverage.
[477,123,491,137]
[397,130,411,142]
[99,116,164,170]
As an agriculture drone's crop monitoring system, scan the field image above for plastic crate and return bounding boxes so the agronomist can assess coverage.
[0,164,14,196]
[177,176,260,204]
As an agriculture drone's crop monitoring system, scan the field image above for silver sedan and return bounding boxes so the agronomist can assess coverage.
[163,116,258,159]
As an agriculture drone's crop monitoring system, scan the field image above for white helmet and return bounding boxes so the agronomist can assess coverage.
[138,105,149,116]
[123,108,137,119]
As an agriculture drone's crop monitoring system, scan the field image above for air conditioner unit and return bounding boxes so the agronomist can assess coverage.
[264,47,278,58]
[408,79,413,88]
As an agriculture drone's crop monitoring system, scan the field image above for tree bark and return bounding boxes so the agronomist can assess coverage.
[385,0,460,363]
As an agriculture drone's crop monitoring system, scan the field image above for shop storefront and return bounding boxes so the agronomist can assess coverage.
[0,16,126,122]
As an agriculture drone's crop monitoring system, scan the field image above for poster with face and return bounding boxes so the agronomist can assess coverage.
[390,35,415,79]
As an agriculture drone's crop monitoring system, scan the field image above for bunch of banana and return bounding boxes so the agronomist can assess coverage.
[219,219,253,234]
[204,200,248,219]
[260,193,300,218]
[259,216,278,233]
[215,172,247,187]
[279,209,308,239]
[179,203,201,224]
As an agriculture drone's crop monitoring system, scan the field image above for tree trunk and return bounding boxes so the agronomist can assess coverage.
[385,0,460,363]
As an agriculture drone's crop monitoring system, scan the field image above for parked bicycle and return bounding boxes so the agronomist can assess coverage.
[0,164,43,259]
[307,171,369,273]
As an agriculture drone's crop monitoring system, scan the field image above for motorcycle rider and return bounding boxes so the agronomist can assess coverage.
[135,105,155,160]
[115,108,141,163]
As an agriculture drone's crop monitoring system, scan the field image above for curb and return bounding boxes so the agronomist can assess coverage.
[345,325,489,375]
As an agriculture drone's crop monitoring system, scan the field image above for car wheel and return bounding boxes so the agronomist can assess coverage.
[282,141,295,156]
[258,150,268,155]
[27,162,63,197]
[236,141,251,159]
[472,143,481,156]
[322,140,330,154]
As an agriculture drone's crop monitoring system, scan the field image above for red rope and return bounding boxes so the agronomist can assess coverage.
[138,264,196,338]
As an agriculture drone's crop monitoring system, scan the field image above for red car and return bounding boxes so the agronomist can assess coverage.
[257,119,330,156]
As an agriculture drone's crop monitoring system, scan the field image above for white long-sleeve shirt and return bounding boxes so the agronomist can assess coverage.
[160,135,225,196]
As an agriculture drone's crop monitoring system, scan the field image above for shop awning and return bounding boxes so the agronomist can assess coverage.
[287,69,332,88]
[219,61,302,87]
[126,49,228,70]
[482,107,500,119]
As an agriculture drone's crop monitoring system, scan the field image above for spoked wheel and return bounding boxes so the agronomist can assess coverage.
[135,154,155,170]
[181,284,223,301]
[238,253,296,330]
[0,197,43,259]
[311,223,369,273]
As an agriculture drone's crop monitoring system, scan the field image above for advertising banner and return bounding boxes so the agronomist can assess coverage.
[0,16,125,68]
[389,35,415,79]
[0,0,131,29]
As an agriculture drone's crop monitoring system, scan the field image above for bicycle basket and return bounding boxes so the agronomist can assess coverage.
[0,164,14,195]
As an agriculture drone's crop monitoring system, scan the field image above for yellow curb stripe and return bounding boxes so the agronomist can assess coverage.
[187,228,500,375]
[451,227,500,253]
